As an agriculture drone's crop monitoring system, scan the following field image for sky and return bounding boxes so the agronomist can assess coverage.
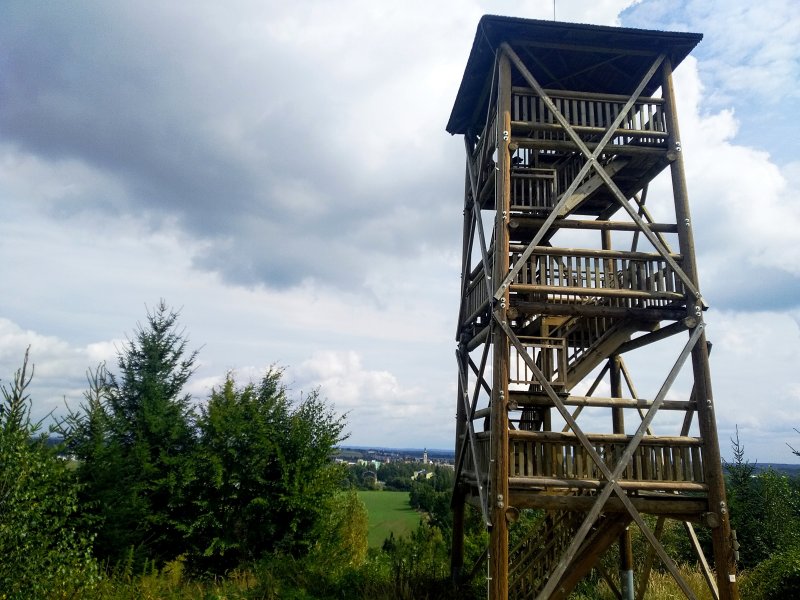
[1,0,799,461]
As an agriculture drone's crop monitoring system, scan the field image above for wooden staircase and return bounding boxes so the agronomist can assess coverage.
[509,509,633,600]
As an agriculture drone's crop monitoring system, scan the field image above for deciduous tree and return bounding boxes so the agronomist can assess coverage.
[186,368,347,574]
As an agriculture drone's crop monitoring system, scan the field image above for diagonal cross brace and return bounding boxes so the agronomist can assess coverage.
[454,336,493,485]
[456,350,492,527]
[493,310,702,599]
[465,138,495,301]
[494,44,703,306]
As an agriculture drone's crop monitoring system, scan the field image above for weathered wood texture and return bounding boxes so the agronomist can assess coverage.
[450,15,736,600]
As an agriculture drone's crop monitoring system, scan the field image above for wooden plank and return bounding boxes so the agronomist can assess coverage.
[510,476,708,492]
[512,86,665,104]
[506,493,705,517]
[512,119,669,139]
[509,244,681,261]
[511,393,694,411]
[511,283,684,300]
[508,430,703,446]
[509,217,678,233]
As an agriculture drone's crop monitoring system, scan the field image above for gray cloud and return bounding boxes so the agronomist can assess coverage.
[0,2,465,292]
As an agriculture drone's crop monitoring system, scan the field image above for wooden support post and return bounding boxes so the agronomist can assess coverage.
[452,346,467,582]
[662,57,739,600]
[611,356,634,600]
[489,51,512,600]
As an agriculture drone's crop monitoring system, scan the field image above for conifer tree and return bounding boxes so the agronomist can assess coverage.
[65,301,198,566]
[0,350,99,597]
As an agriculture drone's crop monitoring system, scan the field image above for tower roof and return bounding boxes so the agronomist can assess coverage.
[446,15,702,135]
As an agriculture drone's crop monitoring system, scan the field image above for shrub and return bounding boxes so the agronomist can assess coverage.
[0,350,100,599]
[741,547,800,600]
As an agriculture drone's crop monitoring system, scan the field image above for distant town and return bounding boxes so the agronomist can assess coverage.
[334,446,455,468]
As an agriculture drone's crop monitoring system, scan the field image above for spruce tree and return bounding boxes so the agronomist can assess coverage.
[65,301,198,567]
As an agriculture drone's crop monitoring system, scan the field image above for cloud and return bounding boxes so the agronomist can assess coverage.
[706,309,800,461]
[0,0,797,462]
[622,0,800,162]
[0,319,120,419]
[291,350,452,447]
[632,56,800,311]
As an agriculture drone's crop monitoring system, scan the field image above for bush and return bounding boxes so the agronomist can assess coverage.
[0,350,100,598]
[741,547,800,600]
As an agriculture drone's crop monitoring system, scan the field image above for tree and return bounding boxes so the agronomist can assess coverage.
[0,349,99,598]
[309,489,369,576]
[186,368,348,575]
[727,426,800,569]
[64,301,199,567]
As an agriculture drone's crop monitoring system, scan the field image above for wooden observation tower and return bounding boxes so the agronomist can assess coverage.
[448,16,739,600]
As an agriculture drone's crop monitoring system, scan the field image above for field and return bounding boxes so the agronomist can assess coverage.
[358,490,421,548]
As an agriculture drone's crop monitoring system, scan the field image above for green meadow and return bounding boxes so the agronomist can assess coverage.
[358,490,421,548]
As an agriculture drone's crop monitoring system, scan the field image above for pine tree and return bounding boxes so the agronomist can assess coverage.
[64,301,199,567]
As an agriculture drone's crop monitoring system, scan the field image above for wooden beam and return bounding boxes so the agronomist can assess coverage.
[510,477,707,493]
[508,492,707,516]
[513,137,667,156]
[507,430,703,446]
[512,86,665,104]
[507,245,682,261]
[509,392,695,411]
[509,217,678,234]
[662,56,739,600]
[510,300,684,322]
[489,51,512,600]
[510,283,684,301]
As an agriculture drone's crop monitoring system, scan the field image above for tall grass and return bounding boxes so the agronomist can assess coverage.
[572,563,722,600]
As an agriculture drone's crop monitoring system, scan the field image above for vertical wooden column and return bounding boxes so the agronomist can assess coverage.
[610,356,634,600]
[452,162,473,584]
[452,354,466,582]
[661,58,740,600]
[489,51,512,600]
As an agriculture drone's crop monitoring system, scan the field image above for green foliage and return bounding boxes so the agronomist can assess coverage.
[377,461,417,491]
[360,490,421,548]
[409,466,454,533]
[727,427,800,568]
[309,490,369,574]
[741,547,800,600]
[0,349,100,599]
[343,462,379,490]
[186,369,347,575]
[62,301,199,567]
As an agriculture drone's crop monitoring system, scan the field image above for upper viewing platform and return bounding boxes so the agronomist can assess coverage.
[448,17,702,218]
[446,15,702,136]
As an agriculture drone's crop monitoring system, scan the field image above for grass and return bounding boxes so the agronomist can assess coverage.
[358,490,421,548]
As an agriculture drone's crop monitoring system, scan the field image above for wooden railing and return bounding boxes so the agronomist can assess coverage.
[552,315,614,367]
[511,88,668,148]
[509,336,568,391]
[464,267,491,325]
[463,434,490,480]
[509,431,706,491]
[510,167,557,212]
[509,246,685,307]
